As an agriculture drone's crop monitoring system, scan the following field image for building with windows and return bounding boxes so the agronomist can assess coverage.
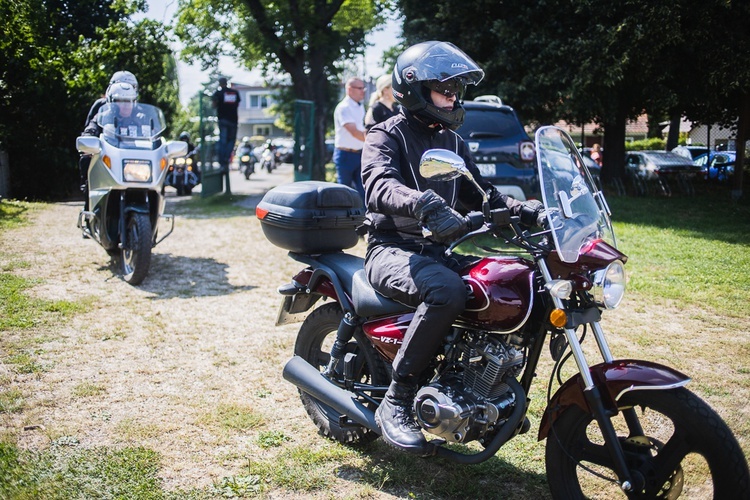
[232,83,288,141]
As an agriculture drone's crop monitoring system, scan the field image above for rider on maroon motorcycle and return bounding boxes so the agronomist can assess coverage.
[360,41,547,454]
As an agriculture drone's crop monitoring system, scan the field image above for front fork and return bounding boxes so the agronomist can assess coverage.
[538,259,638,493]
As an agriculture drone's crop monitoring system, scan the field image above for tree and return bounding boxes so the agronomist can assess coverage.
[0,0,181,199]
[396,0,750,196]
[174,0,387,180]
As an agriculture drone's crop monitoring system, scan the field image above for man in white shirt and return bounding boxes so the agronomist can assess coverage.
[333,77,367,200]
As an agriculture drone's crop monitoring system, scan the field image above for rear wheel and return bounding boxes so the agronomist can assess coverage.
[294,303,389,445]
[545,388,749,498]
[122,212,152,285]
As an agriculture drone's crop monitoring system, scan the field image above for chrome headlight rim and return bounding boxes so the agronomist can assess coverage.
[592,260,626,310]
[123,160,153,183]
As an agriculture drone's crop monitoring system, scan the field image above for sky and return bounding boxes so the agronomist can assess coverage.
[137,0,402,105]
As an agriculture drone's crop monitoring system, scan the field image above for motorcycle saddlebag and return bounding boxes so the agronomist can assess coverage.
[256,181,364,253]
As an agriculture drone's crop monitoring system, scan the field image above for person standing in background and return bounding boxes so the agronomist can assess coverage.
[333,77,366,199]
[211,77,241,173]
[590,143,603,167]
[364,73,399,131]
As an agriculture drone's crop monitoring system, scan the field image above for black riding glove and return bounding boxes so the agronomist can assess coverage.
[519,199,547,228]
[413,189,468,244]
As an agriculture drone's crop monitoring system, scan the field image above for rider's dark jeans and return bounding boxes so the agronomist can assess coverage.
[218,119,238,171]
[365,242,474,383]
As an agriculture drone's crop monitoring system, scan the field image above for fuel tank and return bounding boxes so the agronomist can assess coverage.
[363,256,535,361]
[459,256,535,331]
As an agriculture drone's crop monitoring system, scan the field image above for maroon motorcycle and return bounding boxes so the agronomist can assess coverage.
[256,126,749,498]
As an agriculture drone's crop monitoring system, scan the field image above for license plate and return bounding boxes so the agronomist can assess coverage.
[477,163,496,177]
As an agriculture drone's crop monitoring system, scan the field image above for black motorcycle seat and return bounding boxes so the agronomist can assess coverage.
[315,253,412,318]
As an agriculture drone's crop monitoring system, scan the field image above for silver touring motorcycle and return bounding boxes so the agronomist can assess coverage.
[258,126,749,498]
[77,103,187,285]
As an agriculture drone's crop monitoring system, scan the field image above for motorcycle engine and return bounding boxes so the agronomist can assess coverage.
[414,332,524,443]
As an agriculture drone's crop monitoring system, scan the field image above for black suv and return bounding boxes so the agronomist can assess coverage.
[455,98,537,200]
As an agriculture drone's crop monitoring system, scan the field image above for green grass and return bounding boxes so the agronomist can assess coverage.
[607,192,750,317]
[0,200,39,230]
[0,273,85,330]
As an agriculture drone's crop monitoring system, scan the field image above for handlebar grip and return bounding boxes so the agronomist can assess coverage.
[465,211,485,231]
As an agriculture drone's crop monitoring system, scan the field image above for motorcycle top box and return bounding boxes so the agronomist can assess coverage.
[256,181,364,253]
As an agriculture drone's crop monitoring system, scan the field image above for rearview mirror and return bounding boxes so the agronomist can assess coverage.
[419,148,491,217]
[76,136,101,155]
[166,140,188,158]
[419,149,468,181]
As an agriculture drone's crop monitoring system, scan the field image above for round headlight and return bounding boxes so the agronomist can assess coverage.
[592,260,626,309]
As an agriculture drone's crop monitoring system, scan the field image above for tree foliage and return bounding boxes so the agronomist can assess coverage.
[0,0,182,199]
[174,0,388,179]
[397,0,750,194]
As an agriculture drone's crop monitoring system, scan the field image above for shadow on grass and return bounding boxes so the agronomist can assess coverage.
[134,253,257,299]
[341,440,550,499]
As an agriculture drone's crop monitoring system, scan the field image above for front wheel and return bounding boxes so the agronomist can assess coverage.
[545,388,749,498]
[122,212,152,285]
[294,303,389,445]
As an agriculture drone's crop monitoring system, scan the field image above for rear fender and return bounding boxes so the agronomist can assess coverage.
[538,359,690,440]
[275,266,350,326]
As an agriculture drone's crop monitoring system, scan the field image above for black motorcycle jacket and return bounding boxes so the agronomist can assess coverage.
[361,108,524,244]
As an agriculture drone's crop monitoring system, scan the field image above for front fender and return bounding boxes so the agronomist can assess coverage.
[538,359,690,440]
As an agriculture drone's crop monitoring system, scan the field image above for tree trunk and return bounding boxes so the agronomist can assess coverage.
[732,92,749,200]
[601,105,628,183]
[666,112,681,151]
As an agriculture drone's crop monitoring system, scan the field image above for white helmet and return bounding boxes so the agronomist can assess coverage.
[106,82,137,103]
[109,70,138,91]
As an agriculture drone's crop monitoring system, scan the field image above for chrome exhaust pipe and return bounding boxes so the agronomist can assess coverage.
[282,355,380,434]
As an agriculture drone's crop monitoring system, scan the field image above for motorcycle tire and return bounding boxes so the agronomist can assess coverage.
[244,166,252,180]
[294,302,389,445]
[122,212,152,285]
[545,387,749,499]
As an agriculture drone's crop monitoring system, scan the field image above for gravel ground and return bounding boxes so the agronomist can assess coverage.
[0,164,373,494]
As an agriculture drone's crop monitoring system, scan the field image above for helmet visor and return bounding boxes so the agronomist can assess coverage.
[424,79,467,100]
[404,42,485,85]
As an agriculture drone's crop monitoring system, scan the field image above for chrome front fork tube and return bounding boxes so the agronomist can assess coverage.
[538,258,635,491]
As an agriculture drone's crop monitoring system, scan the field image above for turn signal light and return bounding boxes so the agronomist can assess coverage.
[256,207,269,219]
[160,157,167,170]
[103,155,111,169]
[549,309,567,328]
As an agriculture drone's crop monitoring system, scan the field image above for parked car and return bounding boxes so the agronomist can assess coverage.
[455,98,536,200]
[695,151,736,182]
[625,150,703,195]
[671,145,710,161]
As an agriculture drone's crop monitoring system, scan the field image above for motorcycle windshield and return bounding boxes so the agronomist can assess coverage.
[97,103,166,149]
[535,126,616,263]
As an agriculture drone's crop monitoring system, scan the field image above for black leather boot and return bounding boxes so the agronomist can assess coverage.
[375,380,430,455]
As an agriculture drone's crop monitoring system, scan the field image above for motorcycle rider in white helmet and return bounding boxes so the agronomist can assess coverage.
[79,71,140,194]
[79,81,142,211]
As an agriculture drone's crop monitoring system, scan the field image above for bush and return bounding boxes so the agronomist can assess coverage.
[625,137,666,151]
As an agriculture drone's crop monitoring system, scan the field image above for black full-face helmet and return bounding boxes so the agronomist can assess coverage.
[392,41,484,130]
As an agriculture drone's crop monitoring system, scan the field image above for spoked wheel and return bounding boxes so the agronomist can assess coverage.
[122,212,152,285]
[294,303,389,445]
[545,388,749,498]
